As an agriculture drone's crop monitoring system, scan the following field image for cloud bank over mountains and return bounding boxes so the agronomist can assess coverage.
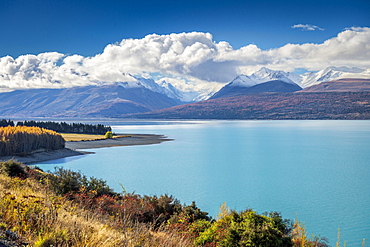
[0,27,369,93]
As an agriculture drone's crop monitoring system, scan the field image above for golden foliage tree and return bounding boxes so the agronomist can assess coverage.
[0,126,65,156]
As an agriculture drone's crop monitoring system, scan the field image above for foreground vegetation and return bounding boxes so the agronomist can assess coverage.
[0,126,65,156]
[0,160,333,247]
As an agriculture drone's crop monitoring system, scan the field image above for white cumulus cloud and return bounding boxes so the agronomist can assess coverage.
[0,28,369,94]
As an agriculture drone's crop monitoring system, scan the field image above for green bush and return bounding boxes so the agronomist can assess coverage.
[49,167,115,197]
[0,160,28,178]
[194,209,293,247]
[169,201,211,224]
[104,131,113,139]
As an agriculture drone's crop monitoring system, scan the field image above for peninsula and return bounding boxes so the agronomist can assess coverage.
[0,133,172,164]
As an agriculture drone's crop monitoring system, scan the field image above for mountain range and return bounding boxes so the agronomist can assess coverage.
[0,83,181,118]
[209,67,370,99]
[211,66,370,97]
[0,66,369,119]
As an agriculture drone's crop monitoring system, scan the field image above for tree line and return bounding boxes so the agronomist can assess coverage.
[0,119,111,134]
[0,126,65,156]
[0,119,15,127]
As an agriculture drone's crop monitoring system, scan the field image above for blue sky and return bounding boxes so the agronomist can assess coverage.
[1,0,369,57]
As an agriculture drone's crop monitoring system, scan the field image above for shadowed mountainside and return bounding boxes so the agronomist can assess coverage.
[0,84,181,118]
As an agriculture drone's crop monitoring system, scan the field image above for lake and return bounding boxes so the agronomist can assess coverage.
[35,120,370,246]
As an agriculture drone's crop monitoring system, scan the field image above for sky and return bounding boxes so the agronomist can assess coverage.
[0,0,369,93]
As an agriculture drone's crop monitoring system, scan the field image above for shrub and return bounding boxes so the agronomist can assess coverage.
[49,167,115,197]
[193,209,293,247]
[105,131,114,139]
[0,160,27,178]
[291,220,329,247]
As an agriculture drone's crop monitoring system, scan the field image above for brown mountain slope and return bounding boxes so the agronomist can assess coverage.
[126,92,370,120]
[301,78,370,92]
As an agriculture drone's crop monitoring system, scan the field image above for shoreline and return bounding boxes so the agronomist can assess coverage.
[0,134,172,164]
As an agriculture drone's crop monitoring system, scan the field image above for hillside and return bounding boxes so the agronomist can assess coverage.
[301,78,370,92]
[0,162,193,246]
[0,84,182,118]
[127,92,370,120]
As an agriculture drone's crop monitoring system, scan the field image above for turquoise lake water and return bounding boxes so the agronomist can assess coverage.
[35,120,370,246]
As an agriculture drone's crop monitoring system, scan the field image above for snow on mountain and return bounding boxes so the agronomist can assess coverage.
[116,81,143,88]
[95,66,370,102]
[300,67,369,88]
[228,75,259,87]
[228,67,299,87]
[227,66,370,90]
[250,67,298,84]
[158,80,184,100]
[134,76,176,96]
[300,68,341,88]
[192,89,220,102]
[115,75,185,101]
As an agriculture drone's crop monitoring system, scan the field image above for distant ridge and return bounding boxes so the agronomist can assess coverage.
[301,78,370,92]
[127,92,370,120]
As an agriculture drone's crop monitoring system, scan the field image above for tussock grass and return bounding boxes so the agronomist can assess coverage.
[0,173,192,246]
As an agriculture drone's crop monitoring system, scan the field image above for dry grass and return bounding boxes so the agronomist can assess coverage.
[61,133,106,141]
[0,173,192,247]
[61,133,132,142]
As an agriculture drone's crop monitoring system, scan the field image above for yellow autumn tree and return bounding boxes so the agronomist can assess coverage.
[0,126,65,156]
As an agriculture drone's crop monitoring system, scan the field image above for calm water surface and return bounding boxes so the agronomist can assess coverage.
[36,120,370,246]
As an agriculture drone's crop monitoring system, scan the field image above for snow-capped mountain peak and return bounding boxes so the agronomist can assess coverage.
[228,75,259,87]
[228,67,299,87]
[250,67,296,84]
[113,75,183,101]
[300,66,369,88]
[228,66,370,90]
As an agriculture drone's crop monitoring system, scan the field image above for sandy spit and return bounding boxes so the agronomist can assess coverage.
[0,134,172,164]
